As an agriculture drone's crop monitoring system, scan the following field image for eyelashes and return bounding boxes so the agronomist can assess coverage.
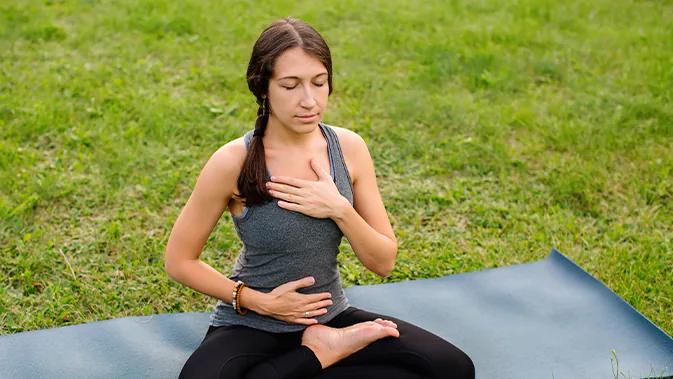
[282,83,326,91]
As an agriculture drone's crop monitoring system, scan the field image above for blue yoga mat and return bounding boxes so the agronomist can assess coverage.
[1,249,671,379]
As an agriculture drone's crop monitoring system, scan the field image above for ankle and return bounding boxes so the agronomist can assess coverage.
[302,343,340,369]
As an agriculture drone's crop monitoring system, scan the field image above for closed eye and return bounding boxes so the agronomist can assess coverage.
[283,83,326,90]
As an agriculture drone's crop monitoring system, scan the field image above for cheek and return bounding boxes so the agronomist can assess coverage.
[316,87,330,105]
[268,92,293,113]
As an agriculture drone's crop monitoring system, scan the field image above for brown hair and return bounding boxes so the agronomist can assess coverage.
[237,17,333,207]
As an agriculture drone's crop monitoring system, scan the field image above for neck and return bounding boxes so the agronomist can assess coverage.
[264,116,321,149]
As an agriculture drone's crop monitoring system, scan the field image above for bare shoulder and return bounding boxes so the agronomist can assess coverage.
[199,136,247,192]
[329,125,372,183]
[210,136,247,170]
[330,125,368,151]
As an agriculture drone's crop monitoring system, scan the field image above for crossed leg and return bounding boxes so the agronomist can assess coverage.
[179,307,474,379]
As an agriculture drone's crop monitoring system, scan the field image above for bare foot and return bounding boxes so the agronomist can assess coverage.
[301,318,400,369]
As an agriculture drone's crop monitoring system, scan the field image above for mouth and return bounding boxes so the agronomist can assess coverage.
[295,114,318,121]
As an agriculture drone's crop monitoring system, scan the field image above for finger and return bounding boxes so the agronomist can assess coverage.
[310,158,332,181]
[314,299,334,309]
[304,299,333,311]
[300,308,327,318]
[266,182,302,196]
[287,276,316,291]
[277,200,304,212]
[304,292,333,302]
[291,317,319,325]
[269,190,301,204]
[270,175,306,188]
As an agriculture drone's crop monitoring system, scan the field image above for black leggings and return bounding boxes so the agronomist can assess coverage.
[179,307,475,379]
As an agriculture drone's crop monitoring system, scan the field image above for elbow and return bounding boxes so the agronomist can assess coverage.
[375,247,397,277]
[375,260,396,278]
[164,260,174,279]
[164,244,188,280]
[164,254,179,280]
[379,265,394,277]
[164,246,201,282]
[376,268,392,278]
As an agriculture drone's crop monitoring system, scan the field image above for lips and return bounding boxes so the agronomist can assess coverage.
[295,114,318,123]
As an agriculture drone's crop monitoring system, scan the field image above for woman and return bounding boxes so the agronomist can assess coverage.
[165,17,475,379]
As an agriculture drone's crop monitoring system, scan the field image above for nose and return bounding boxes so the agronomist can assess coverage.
[299,85,317,109]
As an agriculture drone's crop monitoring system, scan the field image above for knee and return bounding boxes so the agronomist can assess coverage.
[452,350,475,379]
[178,353,215,379]
[423,345,474,379]
[179,349,240,379]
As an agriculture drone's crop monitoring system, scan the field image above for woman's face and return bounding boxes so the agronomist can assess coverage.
[265,47,329,134]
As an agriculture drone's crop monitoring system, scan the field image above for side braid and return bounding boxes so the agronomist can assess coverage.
[237,97,272,206]
[253,98,269,137]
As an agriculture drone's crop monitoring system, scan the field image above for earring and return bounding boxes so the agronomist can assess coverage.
[262,98,266,117]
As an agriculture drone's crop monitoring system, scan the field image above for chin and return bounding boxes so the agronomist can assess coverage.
[297,124,319,134]
[293,119,322,133]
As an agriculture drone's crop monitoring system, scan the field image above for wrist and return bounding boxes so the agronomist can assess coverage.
[331,197,352,221]
[238,287,267,315]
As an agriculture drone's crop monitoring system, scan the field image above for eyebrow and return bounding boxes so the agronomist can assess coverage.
[277,72,328,80]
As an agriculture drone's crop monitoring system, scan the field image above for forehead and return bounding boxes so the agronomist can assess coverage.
[272,47,327,79]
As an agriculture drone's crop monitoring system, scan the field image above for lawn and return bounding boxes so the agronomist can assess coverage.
[1,0,671,341]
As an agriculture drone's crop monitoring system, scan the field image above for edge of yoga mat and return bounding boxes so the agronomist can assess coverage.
[518,250,673,379]
[548,249,673,344]
[1,249,671,379]
[344,249,673,379]
[549,249,673,379]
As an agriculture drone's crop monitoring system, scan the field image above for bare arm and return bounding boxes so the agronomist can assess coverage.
[331,130,397,277]
[164,139,247,305]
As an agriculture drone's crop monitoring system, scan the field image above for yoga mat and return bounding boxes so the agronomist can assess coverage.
[0,249,671,378]
[346,249,673,379]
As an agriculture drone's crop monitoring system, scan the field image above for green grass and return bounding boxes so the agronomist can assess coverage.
[0,0,671,356]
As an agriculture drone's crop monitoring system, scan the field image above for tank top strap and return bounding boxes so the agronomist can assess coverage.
[243,130,254,150]
[319,122,354,196]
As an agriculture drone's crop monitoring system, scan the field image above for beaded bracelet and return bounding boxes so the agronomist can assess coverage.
[232,280,248,315]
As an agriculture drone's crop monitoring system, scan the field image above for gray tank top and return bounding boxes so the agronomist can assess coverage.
[209,122,353,332]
